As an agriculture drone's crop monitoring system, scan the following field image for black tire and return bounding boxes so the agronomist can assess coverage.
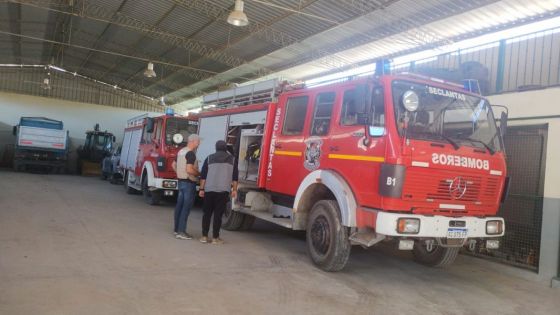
[306,200,351,272]
[222,201,246,231]
[123,171,137,195]
[412,242,460,267]
[142,175,161,205]
[239,215,256,231]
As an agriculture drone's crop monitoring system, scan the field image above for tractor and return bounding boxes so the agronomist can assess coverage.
[77,124,115,176]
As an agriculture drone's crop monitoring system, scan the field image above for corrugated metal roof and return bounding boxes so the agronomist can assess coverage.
[1,0,559,107]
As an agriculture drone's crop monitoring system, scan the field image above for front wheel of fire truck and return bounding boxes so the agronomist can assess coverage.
[306,200,351,272]
[142,176,161,205]
[412,241,460,268]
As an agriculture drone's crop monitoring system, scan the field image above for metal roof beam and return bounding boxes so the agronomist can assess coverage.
[76,0,129,71]
[164,0,403,100]
[143,0,353,94]
[96,2,180,81]
[9,0,250,68]
[112,2,231,93]
[0,28,226,99]
[169,0,507,100]
[7,3,22,63]
[170,0,350,68]
[53,25,214,92]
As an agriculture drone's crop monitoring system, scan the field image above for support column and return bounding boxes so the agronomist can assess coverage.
[496,39,506,93]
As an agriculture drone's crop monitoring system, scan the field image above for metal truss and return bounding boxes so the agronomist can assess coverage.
[9,0,251,68]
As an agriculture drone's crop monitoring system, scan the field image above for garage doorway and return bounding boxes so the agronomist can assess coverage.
[471,124,548,271]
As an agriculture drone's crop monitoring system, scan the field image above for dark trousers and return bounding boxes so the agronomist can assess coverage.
[202,191,230,238]
[174,180,196,234]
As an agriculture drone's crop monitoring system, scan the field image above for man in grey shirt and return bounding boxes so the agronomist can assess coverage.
[198,140,238,244]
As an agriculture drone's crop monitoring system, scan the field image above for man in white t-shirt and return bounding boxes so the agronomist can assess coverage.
[172,134,200,240]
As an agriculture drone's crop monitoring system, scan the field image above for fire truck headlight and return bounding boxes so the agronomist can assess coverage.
[172,133,184,145]
[397,218,420,234]
[486,220,503,235]
[402,90,419,112]
[162,180,177,188]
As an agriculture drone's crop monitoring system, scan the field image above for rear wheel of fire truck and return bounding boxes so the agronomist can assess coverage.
[142,175,161,205]
[412,242,460,267]
[222,202,246,231]
[123,171,137,195]
[306,200,351,272]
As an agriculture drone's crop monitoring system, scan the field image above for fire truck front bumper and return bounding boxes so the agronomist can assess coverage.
[374,211,505,240]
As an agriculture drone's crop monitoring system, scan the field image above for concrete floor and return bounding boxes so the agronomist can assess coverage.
[0,170,558,315]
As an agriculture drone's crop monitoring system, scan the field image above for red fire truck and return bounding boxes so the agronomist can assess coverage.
[197,74,509,271]
[120,111,198,205]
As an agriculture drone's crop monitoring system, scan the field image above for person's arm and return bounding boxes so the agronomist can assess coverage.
[198,158,208,197]
[171,160,177,172]
[186,164,200,177]
[186,151,200,177]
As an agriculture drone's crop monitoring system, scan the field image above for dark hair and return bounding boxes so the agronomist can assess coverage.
[215,140,227,152]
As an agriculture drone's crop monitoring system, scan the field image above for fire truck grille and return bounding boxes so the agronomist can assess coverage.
[403,168,500,205]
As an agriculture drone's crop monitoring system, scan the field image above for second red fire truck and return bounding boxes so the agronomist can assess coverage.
[120,110,198,205]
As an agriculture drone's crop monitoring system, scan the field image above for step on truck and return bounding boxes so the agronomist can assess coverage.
[119,110,198,205]
[12,117,69,173]
[197,73,509,271]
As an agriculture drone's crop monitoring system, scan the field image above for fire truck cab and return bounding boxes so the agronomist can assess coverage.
[120,111,198,205]
[197,74,508,271]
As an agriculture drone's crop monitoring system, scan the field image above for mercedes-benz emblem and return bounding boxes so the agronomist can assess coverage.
[449,177,467,199]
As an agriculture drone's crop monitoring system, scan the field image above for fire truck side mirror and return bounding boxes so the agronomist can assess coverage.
[354,83,371,126]
[499,111,508,137]
[12,126,17,136]
[146,118,155,133]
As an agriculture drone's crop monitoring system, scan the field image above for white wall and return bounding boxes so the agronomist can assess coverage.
[488,86,560,285]
[0,91,160,167]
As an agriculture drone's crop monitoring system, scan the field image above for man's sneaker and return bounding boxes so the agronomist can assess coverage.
[175,234,189,240]
[211,238,224,245]
[173,232,179,236]
[199,236,208,243]
[184,233,193,240]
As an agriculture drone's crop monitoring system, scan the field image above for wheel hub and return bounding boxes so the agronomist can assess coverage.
[310,214,330,255]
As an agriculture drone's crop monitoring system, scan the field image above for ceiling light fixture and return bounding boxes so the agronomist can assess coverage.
[144,61,156,78]
[227,0,249,27]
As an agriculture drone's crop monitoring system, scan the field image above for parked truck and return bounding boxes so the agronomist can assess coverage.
[120,111,198,205]
[197,73,509,271]
[12,117,69,173]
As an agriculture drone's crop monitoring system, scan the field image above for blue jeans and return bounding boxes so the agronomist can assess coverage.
[174,180,196,234]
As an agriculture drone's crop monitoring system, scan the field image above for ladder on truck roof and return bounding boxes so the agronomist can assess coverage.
[202,79,283,109]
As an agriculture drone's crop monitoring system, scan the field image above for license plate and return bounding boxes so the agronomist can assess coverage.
[447,228,468,239]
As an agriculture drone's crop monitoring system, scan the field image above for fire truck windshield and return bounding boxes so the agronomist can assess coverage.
[165,118,197,145]
[392,80,502,153]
